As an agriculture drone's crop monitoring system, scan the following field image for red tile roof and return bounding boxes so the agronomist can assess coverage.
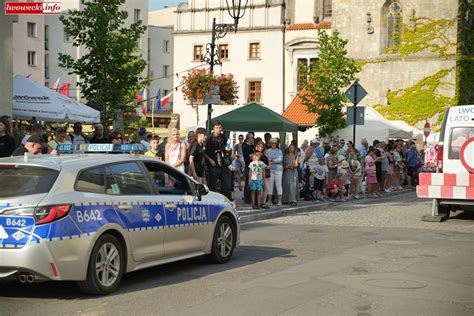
[286,21,332,31]
[282,88,318,126]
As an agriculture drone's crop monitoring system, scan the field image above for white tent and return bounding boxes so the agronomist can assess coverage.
[12,75,100,123]
[426,132,440,144]
[391,120,423,139]
[331,106,414,143]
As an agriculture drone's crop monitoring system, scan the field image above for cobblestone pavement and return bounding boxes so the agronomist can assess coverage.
[261,191,474,234]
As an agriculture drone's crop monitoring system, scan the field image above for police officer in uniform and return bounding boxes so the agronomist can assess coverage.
[204,121,232,200]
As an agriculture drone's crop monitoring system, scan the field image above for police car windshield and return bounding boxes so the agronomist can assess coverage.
[0,165,59,197]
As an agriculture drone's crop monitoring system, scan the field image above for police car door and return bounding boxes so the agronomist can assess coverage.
[105,162,166,262]
[142,162,210,257]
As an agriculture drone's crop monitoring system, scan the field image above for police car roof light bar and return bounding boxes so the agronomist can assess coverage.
[56,143,146,154]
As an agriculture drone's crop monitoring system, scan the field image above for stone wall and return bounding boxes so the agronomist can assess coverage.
[332,0,458,130]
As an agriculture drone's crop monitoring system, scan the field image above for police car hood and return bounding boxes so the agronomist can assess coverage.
[203,191,232,205]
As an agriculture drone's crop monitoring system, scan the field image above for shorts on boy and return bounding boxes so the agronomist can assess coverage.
[314,178,325,191]
[250,179,263,191]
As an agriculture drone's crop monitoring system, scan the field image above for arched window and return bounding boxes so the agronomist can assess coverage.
[385,1,402,48]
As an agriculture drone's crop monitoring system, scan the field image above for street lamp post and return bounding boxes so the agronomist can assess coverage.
[203,0,248,133]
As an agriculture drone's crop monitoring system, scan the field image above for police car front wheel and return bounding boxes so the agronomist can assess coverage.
[208,216,236,264]
[78,234,125,295]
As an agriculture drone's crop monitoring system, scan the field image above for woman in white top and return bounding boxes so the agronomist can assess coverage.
[165,128,187,172]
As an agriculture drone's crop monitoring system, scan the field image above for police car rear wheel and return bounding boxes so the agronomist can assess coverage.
[78,234,125,295]
[208,216,235,263]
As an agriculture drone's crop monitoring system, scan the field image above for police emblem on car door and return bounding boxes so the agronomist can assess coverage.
[142,162,210,257]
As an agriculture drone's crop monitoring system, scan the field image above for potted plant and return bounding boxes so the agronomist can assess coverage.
[181,68,239,105]
[215,73,239,105]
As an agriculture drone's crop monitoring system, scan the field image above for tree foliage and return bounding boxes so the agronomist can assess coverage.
[300,30,360,137]
[58,0,148,130]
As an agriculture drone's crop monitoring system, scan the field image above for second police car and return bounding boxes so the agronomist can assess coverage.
[0,144,239,295]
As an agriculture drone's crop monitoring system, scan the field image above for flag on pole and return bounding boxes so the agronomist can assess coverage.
[58,83,70,96]
[160,91,173,108]
[136,89,145,103]
[51,77,61,91]
[141,102,147,116]
[155,88,161,111]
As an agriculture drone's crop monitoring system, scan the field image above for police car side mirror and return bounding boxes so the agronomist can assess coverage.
[196,183,209,196]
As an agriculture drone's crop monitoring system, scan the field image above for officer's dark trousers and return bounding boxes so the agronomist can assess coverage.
[208,165,232,200]
[243,167,251,204]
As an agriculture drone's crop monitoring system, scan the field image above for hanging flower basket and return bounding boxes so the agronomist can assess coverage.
[181,68,239,105]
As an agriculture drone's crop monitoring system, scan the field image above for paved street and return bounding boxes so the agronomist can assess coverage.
[0,191,473,315]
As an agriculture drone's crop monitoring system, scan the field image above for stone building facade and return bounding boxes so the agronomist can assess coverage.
[173,0,460,131]
[332,0,459,129]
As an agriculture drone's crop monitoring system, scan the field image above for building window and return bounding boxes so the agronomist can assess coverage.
[297,58,307,91]
[134,9,141,23]
[44,25,49,50]
[249,42,260,59]
[385,1,402,48]
[28,51,36,66]
[163,40,169,53]
[323,0,332,19]
[296,58,318,91]
[27,22,36,37]
[193,45,203,61]
[248,80,262,103]
[219,44,229,60]
[163,65,169,77]
[45,54,49,79]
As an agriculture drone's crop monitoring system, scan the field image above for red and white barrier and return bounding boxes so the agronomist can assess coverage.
[417,173,474,200]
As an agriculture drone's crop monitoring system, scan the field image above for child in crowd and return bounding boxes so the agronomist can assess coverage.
[337,158,350,200]
[248,152,267,209]
[313,158,328,201]
[326,172,345,201]
[348,149,362,199]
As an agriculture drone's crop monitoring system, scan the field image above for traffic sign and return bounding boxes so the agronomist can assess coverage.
[345,80,367,105]
[424,121,431,138]
[346,106,365,125]
[460,137,474,173]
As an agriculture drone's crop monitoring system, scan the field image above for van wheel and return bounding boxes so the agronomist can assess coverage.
[208,216,236,264]
[78,234,124,295]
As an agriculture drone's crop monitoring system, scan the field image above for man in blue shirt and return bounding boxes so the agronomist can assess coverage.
[312,138,324,160]
[406,143,418,187]
[357,138,368,160]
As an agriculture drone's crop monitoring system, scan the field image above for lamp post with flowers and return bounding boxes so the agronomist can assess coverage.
[202,0,248,133]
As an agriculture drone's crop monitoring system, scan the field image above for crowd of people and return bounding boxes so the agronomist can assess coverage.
[229,128,429,208]
[0,117,430,209]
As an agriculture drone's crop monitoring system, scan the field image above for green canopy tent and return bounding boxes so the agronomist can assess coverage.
[210,103,299,146]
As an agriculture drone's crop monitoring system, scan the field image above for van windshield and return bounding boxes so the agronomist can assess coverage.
[0,165,59,197]
[448,127,474,159]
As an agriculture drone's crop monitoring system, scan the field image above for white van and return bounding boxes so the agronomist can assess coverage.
[417,105,474,219]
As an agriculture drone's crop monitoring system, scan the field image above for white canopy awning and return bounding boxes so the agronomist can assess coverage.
[12,75,100,123]
[331,106,415,143]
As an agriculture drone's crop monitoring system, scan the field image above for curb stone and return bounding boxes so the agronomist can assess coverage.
[238,189,415,224]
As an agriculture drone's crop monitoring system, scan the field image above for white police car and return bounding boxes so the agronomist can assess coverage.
[0,144,239,295]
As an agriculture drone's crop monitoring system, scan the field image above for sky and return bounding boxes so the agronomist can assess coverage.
[149,0,183,11]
